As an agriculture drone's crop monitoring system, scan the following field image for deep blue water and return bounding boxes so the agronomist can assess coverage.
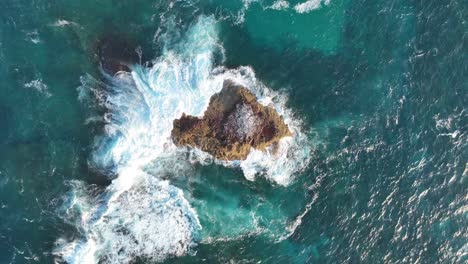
[0,0,466,263]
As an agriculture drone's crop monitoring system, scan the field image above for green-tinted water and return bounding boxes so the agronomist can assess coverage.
[0,0,466,263]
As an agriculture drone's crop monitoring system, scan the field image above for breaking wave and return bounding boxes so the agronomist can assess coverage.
[55,15,311,263]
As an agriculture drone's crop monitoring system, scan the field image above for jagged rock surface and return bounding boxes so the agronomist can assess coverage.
[171,81,292,160]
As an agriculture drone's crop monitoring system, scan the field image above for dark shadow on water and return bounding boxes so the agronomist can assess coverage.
[216,0,418,130]
[218,23,376,128]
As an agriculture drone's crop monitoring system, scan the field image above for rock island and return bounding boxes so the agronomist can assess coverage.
[171,80,292,160]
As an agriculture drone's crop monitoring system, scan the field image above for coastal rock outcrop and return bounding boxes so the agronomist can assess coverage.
[171,80,292,160]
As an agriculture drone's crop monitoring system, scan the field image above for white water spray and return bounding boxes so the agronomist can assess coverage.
[55,15,311,263]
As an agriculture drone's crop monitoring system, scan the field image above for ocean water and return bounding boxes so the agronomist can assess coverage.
[0,0,466,263]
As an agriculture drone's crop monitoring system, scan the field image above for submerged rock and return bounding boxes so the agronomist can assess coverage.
[171,80,292,160]
[94,35,148,75]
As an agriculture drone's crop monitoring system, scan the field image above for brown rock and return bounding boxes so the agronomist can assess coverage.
[171,80,292,160]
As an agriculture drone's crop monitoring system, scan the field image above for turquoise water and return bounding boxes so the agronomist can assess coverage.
[0,0,467,263]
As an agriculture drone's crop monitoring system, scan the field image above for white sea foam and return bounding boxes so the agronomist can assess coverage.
[56,15,311,263]
[230,0,332,23]
[294,0,331,13]
[269,0,290,10]
[87,16,310,185]
[52,19,74,27]
[55,170,200,264]
[24,78,51,97]
[56,16,218,264]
